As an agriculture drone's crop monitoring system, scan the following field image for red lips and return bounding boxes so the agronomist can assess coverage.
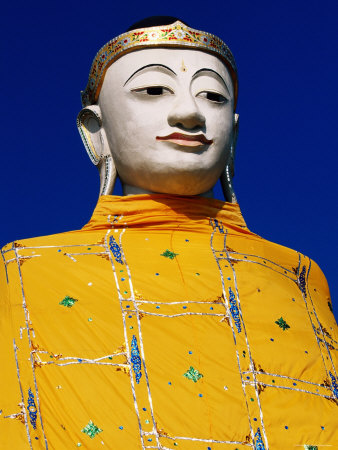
[156,132,213,145]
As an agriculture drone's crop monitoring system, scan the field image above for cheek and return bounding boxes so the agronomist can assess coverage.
[102,107,141,151]
[205,104,233,133]
[108,99,162,141]
[101,102,161,171]
[208,118,233,151]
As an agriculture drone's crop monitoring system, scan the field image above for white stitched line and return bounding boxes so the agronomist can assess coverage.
[33,352,127,361]
[10,243,105,250]
[242,370,332,388]
[62,251,108,256]
[125,299,224,305]
[210,229,255,445]
[221,250,295,274]
[0,249,8,283]
[119,231,161,449]
[220,257,297,282]
[14,247,49,449]
[105,229,146,450]
[158,433,254,446]
[244,380,334,399]
[297,256,335,395]
[63,253,77,262]
[49,362,129,367]
[306,261,338,380]
[224,238,269,450]
[13,340,33,449]
[125,310,226,318]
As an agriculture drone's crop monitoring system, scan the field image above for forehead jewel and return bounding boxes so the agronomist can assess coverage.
[81,20,238,109]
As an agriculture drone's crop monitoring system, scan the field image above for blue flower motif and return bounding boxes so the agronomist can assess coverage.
[209,218,225,234]
[329,371,338,398]
[131,335,142,384]
[298,265,307,297]
[109,236,123,264]
[254,428,265,449]
[229,287,241,333]
[27,388,37,429]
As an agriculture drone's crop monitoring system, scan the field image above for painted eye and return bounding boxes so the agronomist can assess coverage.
[147,87,164,95]
[132,86,173,96]
[197,91,227,103]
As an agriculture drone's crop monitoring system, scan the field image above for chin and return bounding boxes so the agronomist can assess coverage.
[139,173,218,196]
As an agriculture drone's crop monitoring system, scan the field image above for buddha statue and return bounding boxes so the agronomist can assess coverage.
[0,16,337,450]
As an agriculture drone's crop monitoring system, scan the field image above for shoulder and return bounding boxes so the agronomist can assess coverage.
[0,229,95,256]
[0,227,97,287]
[306,257,333,314]
[250,233,333,304]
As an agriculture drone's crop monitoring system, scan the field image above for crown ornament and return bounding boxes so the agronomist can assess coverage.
[81,21,238,108]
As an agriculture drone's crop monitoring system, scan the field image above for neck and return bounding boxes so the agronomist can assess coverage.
[122,183,215,199]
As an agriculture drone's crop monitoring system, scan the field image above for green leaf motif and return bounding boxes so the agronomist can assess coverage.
[183,366,203,383]
[275,317,290,331]
[81,420,102,439]
[59,296,78,308]
[161,249,179,260]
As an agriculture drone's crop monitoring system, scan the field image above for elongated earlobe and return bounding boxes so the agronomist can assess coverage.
[220,113,239,203]
[97,154,116,196]
[77,106,117,196]
[77,105,102,165]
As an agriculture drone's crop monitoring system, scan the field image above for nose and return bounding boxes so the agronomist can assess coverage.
[167,93,206,130]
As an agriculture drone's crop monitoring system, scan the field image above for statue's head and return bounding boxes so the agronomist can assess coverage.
[77,17,239,201]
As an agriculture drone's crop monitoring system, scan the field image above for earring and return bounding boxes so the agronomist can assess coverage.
[220,145,237,203]
[77,106,117,196]
[221,113,239,203]
[77,106,102,165]
[98,154,116,196]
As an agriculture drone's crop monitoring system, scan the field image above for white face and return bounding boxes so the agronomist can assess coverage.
[98,48,235,196]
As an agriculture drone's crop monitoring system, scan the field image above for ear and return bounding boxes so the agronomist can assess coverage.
[77,105,117,196]
[220,113,239,203]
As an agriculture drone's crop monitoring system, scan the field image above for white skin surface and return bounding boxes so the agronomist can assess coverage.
[98,48,235,196]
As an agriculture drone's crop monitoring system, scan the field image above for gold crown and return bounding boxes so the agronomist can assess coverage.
[81,21,238,108]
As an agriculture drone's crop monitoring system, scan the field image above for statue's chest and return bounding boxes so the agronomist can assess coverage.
[9,226,337,448]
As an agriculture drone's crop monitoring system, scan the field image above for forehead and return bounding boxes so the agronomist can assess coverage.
[101,47,233,92]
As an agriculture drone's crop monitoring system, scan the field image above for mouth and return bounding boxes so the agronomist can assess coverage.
[156,132,213,147]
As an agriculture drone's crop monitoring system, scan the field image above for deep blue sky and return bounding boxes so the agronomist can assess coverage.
[1,0,337,312]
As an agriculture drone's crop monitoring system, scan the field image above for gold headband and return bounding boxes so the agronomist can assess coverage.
[81,21,238,108]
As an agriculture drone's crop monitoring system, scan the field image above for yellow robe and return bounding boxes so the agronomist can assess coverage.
[1,194,337,449]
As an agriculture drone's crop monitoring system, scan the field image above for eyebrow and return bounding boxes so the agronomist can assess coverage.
[123,64,177,86]
[192,68,231,96]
